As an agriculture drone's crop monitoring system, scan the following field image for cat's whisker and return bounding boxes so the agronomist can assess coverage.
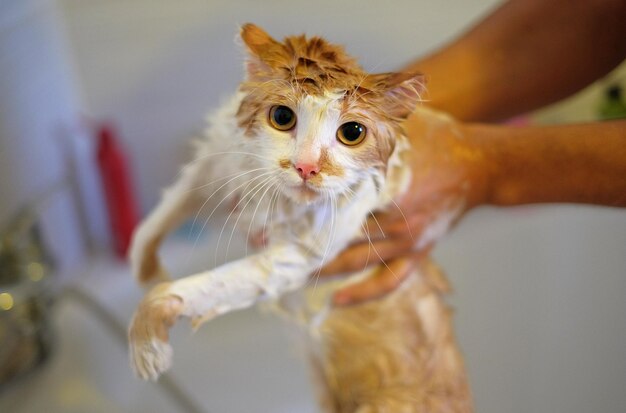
[183,150,276,170]
[362,218,401,282]
[187,167,272,193]
[339,182,399,281]
[302,188,333,290]
[246,178,279,242]
[337,184,379,275]
[246,179,280,257]
[339,182,358,200]
[164,148,270,183]
[221,175,274,260]
[389,198,414,240]
[262,180,282,240]
[213,173,276,265]
[327,192,339,275]
[191,172,274,260]
[359,222,373,274]
[226,176,277,260]
[188,167,271,237]
[368,211,386,239]
[268,184,282,234]
[338,185,377,274]
[311,189,338,292]
[210,173,271,264]
[266,172,288,238]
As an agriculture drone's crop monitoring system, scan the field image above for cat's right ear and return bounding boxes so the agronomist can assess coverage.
[239,23,284,79]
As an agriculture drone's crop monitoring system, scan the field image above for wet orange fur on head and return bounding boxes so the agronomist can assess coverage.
[237,23,425,172]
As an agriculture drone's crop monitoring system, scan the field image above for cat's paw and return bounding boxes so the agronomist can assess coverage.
[129,334,173,381]
[128,283,183,380]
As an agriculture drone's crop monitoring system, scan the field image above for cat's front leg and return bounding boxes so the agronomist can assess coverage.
[128,282,183,380]
[128,275,224,381]
[129,244,313,379]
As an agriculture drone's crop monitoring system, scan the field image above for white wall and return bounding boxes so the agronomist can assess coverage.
[57,1,626,412]
[0,0,89,272]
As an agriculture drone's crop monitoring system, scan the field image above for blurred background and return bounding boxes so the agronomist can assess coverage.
[0,0,625,412]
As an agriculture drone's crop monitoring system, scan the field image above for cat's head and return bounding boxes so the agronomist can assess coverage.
[237,24,424,204]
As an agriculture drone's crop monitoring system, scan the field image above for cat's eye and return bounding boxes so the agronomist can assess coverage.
[269,105,297,131]
[337,122,366,146]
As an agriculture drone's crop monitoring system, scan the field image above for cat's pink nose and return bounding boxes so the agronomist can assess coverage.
[294,162,320,180]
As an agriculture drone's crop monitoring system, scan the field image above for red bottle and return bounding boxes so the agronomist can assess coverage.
[96,124,139,258]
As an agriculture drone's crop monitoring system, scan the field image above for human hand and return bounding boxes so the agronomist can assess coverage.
[319,106,489,305]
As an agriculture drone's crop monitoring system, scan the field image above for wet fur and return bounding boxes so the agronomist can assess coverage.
[128,24,472,412]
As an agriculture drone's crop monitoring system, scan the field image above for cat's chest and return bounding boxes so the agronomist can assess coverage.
[235,190,334,249]
[219,174,365,257]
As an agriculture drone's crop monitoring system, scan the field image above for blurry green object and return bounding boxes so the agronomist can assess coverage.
[598,84,626,120]
[0,211,55,389]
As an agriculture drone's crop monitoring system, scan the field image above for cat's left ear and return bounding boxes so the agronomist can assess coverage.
[239,23,284,79]
[370,72,426,119]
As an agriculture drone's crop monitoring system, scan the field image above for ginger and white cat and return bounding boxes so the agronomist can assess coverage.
[128,24,472,412]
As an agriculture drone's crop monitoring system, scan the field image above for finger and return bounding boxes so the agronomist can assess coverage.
[332,254,423,306]
[363,212,429,240]
[318,236,416,276]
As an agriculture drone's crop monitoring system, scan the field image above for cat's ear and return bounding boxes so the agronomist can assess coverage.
[239,23,284,79]
[369,72,426,119]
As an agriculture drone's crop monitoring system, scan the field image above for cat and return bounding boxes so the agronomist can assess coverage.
[128,23,472,412]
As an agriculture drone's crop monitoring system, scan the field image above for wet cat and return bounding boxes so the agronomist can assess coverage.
[128,24,472,412]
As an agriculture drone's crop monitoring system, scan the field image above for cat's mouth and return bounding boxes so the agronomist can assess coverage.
[283,181,322,202]
[293,181,319,194]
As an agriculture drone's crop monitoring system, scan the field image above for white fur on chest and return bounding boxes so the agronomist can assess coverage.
[190,92,412,319]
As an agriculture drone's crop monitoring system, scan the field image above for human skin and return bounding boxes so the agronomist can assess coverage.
[319,0,626,305]
[323,116,626,305]
[409,0,626,122]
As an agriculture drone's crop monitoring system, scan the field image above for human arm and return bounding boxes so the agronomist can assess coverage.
[472,120,626,207]
[323,115,626,305]
[406,0,626,122]
[319,0,626,304]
